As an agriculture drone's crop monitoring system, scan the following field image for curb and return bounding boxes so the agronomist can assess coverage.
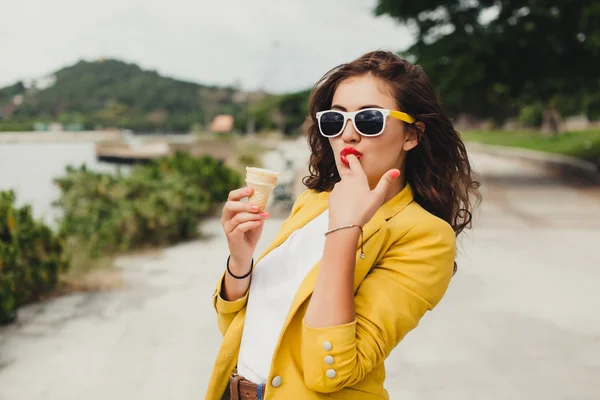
[466,142,600,185]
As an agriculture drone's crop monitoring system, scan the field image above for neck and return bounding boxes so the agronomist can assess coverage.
[370,175,405,204]
[387,177,406,203]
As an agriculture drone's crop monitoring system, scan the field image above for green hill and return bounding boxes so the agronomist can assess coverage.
[0,58,311,134]
[0,59,247,132]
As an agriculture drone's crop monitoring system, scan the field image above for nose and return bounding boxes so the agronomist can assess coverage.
[340,117,360,143]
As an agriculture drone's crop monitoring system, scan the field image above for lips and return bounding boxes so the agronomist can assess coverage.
[340,147,362,166]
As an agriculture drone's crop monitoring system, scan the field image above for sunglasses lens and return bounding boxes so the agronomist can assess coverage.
[319,111,345,136]
[355,109,384,135]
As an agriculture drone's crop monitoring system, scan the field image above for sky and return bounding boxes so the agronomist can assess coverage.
[0,0,415,94]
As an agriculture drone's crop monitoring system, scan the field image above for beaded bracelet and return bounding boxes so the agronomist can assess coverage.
[324,224,365,259]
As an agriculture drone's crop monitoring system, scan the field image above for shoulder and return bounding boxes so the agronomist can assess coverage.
[295,188,319,204]
[289,188,321,213]
[385,200,456,254]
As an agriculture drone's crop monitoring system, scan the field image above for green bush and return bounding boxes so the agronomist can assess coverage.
[584,93,600,121]
[0,119,35,132]
[143,151,242,203]
[0,190,69,324]
[53,151,242,257]
[238,153,260,168]
[519,103,544,127]
[0,151,241,324]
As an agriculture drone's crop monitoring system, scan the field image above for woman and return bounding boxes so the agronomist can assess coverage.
[206,50,481,400]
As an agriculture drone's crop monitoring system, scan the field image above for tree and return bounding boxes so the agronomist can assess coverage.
[374,0,600,128]
[0,82,26,106]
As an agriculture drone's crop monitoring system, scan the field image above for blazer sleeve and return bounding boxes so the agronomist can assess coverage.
[212,188,313,336]
[301,219,456,393]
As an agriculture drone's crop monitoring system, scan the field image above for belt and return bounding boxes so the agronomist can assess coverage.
[229,372,266,400]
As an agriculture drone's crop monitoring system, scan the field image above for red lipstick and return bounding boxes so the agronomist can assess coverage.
[340,147,362,166]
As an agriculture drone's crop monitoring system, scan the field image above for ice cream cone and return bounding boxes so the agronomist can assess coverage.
[245,167,279,212]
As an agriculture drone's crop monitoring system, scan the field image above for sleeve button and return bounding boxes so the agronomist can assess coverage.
[322,341,332,351]
[324,355,334,365]
[326,369,337,379]
[271,376,282,388]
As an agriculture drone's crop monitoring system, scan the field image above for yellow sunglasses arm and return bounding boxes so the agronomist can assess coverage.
[390,110,416,124]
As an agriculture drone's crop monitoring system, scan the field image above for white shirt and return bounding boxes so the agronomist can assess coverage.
[237,208,329,384]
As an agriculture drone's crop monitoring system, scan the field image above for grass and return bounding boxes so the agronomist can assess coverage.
[461,129,600,163]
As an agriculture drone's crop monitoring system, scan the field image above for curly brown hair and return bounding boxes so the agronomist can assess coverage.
[302,50,481,238]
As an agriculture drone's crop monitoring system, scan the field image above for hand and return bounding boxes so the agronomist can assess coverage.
[328,154,401,228]
[221,187,270,269]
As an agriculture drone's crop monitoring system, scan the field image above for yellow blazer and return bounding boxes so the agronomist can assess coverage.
[206,184,456,399]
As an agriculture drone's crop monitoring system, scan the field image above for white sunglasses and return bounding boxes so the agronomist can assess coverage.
[316,108,416,138]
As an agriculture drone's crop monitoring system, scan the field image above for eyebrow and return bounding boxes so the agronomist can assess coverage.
[331,104,384,111]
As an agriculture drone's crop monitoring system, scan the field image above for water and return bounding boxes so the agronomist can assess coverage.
[0,138,308,228]
[0,142,119,228]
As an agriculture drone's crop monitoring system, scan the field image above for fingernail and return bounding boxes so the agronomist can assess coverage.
[261,212,269,218]
[251,205,259,211]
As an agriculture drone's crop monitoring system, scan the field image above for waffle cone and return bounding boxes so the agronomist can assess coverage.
[245,167,279,212]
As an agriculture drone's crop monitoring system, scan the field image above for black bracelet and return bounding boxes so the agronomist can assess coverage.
[226,255,254,279]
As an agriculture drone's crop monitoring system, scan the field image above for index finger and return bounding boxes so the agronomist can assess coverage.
[346,154,365,175]
[228,187,253,201]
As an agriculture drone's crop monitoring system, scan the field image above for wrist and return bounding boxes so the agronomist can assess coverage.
[228,255,253,273]
[325,223,365,259]
[328,220,363,231]
[325,225,362,240]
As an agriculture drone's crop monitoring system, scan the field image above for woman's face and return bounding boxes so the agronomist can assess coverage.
[327,74,418,191]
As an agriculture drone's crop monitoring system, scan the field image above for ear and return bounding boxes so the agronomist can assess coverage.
[403,122,424,151]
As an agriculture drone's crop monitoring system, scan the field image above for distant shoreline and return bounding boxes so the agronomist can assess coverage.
[0,131,121,143]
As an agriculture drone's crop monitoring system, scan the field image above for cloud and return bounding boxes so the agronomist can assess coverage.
[0,0,414,93]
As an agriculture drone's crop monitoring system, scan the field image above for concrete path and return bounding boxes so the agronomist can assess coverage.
[1,142,599,400]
